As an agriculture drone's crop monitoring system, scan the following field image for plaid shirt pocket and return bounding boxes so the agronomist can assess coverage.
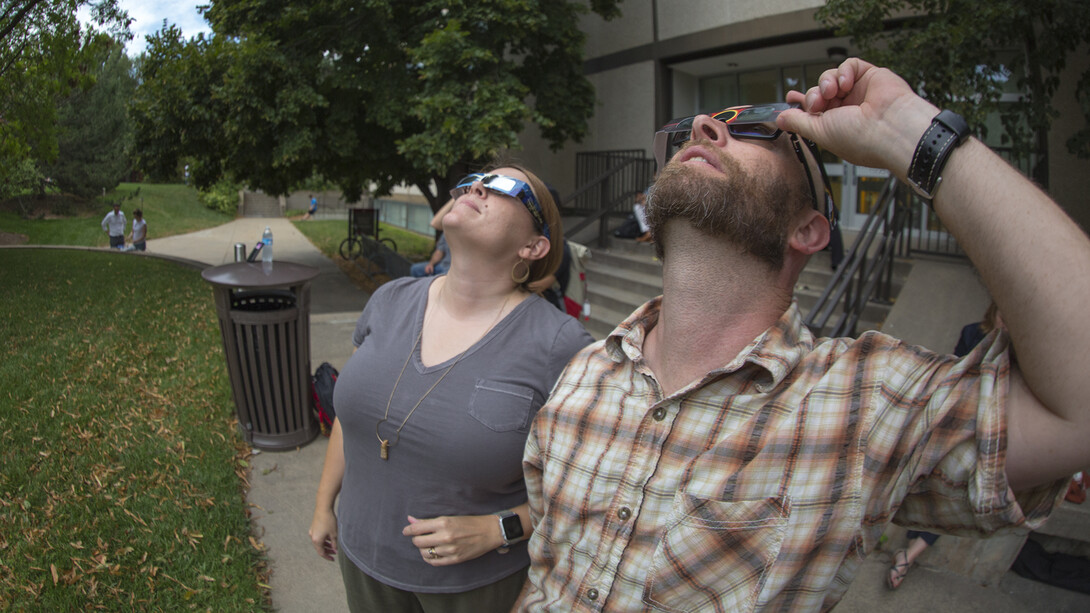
[643,493,790,613]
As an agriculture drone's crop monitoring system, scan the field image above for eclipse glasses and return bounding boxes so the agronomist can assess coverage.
[451,173,550,240]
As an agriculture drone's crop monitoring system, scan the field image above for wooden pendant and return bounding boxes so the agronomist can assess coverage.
[380,439,389,460]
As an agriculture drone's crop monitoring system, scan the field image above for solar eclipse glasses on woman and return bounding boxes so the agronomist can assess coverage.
[654,102,839,229]
[450,173,550,240]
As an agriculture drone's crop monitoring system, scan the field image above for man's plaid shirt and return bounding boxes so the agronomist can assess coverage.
[521,299,1064,612]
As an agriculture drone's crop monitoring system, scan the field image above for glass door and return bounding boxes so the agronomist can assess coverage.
[836,163,890,230]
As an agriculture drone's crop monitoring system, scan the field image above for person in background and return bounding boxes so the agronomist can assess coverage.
[411,234,452,278]
[888,301,1004,589]
[101,202,126,249]
[310,164,593,612]
[304,194,319,220]
[127,209,147,251]
[633,188,652,243]
[410,198,456,278]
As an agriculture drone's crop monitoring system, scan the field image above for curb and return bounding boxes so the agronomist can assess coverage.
[0,244,211,271]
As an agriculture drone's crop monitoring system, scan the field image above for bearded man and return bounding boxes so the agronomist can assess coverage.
[515,58,1090,612]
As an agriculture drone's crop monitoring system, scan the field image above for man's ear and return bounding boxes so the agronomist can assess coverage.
[788,209,830,255]
[518,235,552,262]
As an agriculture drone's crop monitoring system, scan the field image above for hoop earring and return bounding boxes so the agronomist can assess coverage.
[512,259,530,284]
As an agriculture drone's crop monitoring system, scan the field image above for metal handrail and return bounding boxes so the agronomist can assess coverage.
[563,155,653,245]
[562,157,644,208]
[805,177,909,337]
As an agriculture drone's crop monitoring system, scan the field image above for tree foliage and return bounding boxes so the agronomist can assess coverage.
[131,0,622,210]
[0,0,131,199]
[46,37,135,198]
[819,0,1090,169]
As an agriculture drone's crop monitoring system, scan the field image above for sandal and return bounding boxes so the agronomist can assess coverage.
[887,550,910,590]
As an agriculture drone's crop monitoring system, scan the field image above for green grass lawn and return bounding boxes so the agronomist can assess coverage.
[0,183,233,247]
[292,219,435,262]
[0,250,269,610]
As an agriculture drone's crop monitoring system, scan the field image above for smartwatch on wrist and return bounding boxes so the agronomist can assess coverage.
[495,510,524,553]
[906,109,969,202]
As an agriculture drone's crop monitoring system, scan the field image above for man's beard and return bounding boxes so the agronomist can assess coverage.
[645,141,803,269]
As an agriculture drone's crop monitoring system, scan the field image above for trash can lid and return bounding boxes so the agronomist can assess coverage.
[201,261,320,289]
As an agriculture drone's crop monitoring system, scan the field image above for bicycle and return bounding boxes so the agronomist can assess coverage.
[339,207,398,277]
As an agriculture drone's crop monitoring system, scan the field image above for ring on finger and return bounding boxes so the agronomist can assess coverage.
[427,547,439,560]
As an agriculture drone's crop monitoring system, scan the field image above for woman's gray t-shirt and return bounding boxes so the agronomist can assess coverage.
[335,276,593,593]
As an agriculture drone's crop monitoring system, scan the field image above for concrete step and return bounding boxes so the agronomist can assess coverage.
[587,283,653,321]
[591,247,662,277]
[584,302,631,340]
[1035,496,1090,553]
[585,258,662,298]
[581,240,904,340]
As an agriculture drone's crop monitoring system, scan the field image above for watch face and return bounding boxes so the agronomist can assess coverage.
[501,514,524,540]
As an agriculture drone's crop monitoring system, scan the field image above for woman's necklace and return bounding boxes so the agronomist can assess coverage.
[375,283,512,460]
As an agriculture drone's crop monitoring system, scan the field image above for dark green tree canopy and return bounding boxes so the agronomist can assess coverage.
[0,0,131,199]
[47,37,135,198]
[819,0,1090,173]
[132,0,622,209]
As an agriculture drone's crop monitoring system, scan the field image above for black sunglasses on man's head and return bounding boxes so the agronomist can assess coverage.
[653,102,838,229]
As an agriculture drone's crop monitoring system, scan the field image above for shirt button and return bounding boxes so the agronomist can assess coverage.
[652,407,667,421]
[586,588,599,601]
[617,507,632,521]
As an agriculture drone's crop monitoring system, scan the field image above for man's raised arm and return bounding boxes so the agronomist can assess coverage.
[780,58,1090,492]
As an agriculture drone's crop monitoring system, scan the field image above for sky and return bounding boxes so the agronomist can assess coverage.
[117,1,212,56]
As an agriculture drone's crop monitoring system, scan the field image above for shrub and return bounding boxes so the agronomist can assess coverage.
[198,179,242,215]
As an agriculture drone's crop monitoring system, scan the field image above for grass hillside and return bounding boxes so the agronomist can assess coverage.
[0,183,233,247]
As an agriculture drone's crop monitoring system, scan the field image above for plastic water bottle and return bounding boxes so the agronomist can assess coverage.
[261,226,273,262]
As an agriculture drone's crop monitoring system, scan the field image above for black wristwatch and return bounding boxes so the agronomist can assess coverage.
[906,109,970,202]
[495,510,524,553]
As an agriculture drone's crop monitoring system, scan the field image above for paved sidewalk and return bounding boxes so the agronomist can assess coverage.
[150,217,356,613]
[146,218,1090,613]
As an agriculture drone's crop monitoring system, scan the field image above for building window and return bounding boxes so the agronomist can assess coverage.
[698,62,837,111]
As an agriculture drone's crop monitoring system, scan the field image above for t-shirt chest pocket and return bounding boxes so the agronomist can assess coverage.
[468,379,536,432]
[644,493,791,613]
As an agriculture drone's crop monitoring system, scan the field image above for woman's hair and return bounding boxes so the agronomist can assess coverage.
[484,161,564,292]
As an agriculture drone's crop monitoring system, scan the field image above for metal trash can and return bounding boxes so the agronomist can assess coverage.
[202,261,320,450]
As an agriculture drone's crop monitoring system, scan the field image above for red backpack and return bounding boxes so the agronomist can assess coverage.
[311,362,339,436]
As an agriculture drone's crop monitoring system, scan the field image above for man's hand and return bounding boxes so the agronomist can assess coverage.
[778,58,938,180]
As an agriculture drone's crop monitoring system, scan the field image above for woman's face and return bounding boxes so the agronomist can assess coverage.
[443,167,543,251]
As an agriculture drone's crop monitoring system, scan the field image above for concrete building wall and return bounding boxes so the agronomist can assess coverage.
[515,61,656,198]
[580,0,654,58]
[655,0,823,41]
[671,71,700,120]
[530,2,841,200]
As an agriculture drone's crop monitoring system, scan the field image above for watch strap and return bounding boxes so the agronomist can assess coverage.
[906,109,969,201]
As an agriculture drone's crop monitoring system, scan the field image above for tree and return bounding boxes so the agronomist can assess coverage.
[131,0,622,211]
[819,0,1090,182]
[46,36,135,198]
[0,0,130,199]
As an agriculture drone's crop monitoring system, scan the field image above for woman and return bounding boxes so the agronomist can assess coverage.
[888,302,1004,590]
[127,209,147,251]
[309,164,593,611]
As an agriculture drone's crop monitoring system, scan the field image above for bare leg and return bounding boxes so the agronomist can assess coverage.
[888,537,932,589]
